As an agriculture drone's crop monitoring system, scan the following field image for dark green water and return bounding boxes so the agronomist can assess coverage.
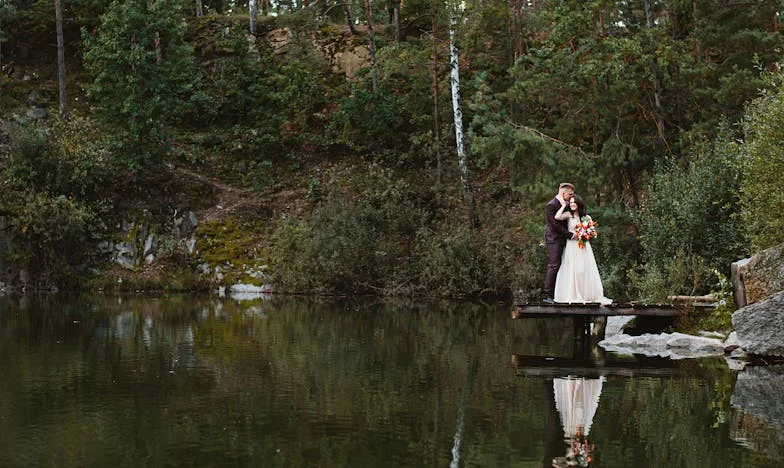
[0,294,780,467]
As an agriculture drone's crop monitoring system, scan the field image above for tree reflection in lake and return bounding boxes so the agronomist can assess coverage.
[0,294,781,467]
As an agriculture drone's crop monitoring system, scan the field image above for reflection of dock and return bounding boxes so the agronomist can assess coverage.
[512,354,678,378]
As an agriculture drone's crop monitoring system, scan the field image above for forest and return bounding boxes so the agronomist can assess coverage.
[1,0,783,303]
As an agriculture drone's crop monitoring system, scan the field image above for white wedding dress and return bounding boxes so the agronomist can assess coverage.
[554,216,612,304]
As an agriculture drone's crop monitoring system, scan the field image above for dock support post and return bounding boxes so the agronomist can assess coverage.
[592,316,606,340]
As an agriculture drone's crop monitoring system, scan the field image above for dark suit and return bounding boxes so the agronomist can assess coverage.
[543,197,570,298]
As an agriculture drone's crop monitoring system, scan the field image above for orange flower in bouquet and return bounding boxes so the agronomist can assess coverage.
[574,215,598,249]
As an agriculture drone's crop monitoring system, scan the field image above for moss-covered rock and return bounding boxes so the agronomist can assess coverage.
[195,217,268,286]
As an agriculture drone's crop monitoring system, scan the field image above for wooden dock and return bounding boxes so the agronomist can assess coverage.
[513,301,715,318]
[512,302,716,340]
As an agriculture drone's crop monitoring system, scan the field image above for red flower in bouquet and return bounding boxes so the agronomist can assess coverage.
[574,215,598,249]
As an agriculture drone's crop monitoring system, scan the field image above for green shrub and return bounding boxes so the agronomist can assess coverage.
[7,117,111,200]
[410,225,521,298]
[268,165,533,298]
[269,167,429,294]
[413,228,485,297]
[327,87,407,154]
[740,71,784,251]
[6,192,96,287]
[628,247,712,302]
[633,123,746,295]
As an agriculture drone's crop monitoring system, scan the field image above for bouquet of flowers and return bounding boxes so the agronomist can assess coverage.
[574,215,598,249]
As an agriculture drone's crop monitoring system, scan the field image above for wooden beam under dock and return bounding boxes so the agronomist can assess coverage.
[513,302,714,318]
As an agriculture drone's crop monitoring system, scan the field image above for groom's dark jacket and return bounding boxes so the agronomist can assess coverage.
[545,197,570,245]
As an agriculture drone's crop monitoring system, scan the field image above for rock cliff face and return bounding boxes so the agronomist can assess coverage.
[264,27,370,78]
[731,243,784,308]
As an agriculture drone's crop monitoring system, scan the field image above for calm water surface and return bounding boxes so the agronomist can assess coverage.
[0,294,781,467]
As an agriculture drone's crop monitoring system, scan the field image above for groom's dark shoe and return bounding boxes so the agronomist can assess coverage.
[542,297,555,305]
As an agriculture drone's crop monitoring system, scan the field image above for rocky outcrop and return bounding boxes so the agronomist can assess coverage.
[264,27,370,78]
[108,210,199,270]
[265,27,292,53]
[333,46,370,78]
[731,291,784,357]
[731,243,784,307]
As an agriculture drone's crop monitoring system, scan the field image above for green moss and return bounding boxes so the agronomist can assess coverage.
[196,217,267,285]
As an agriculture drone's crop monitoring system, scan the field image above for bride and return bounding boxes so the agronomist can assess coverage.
[553,195,612,305]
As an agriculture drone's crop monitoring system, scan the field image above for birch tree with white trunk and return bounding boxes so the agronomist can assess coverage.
[448,1,479,228]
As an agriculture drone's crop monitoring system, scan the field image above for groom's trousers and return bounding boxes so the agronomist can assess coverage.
[543,241,565,298]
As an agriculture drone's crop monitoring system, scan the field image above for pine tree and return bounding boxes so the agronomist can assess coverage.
[82,0,195,171]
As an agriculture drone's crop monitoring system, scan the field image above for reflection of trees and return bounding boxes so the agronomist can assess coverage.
[0,295,557,465]
[595,358,770,468]
[0,296,780,466]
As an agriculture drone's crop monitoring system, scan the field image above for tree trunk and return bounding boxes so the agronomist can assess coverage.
[250,0,258,36]
[389,1,401,42]
[55,0,67,116]
[644,0,666,145]
[195,0,203,17]
[432,2,441,200]
[364,0,379,92]
[154,32,162,63]
[448,3,479,229]
[344,4,358,35]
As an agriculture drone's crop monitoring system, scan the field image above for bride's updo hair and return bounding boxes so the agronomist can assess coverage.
[571,194,587,218]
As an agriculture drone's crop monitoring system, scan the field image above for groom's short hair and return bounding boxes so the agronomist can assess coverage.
[559,182,574,190]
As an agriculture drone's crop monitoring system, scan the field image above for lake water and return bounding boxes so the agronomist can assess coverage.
[0,294,781,467]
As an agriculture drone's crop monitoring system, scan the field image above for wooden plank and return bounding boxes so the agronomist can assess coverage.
[516,304,681,317]
[513,302,716,318]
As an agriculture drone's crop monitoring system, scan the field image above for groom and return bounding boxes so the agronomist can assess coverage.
[543,182,575,304]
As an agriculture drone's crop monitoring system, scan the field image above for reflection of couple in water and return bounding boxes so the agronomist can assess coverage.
[551,376,605,467]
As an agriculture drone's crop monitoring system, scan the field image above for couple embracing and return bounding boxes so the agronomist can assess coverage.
[543,183,612,305]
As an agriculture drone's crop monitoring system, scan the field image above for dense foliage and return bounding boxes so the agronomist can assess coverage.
[740,70,784,252]
[1,120,110,286]
[1,0,783,297]
[82,0,196,170]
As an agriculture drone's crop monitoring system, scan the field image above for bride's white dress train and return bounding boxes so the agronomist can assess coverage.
[554,217,612,304]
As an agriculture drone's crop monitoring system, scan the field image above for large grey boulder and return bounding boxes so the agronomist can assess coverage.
[732,291,784,357]
[732,243,784,307]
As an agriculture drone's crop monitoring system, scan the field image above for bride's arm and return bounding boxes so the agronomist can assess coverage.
[554,204,571,220]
